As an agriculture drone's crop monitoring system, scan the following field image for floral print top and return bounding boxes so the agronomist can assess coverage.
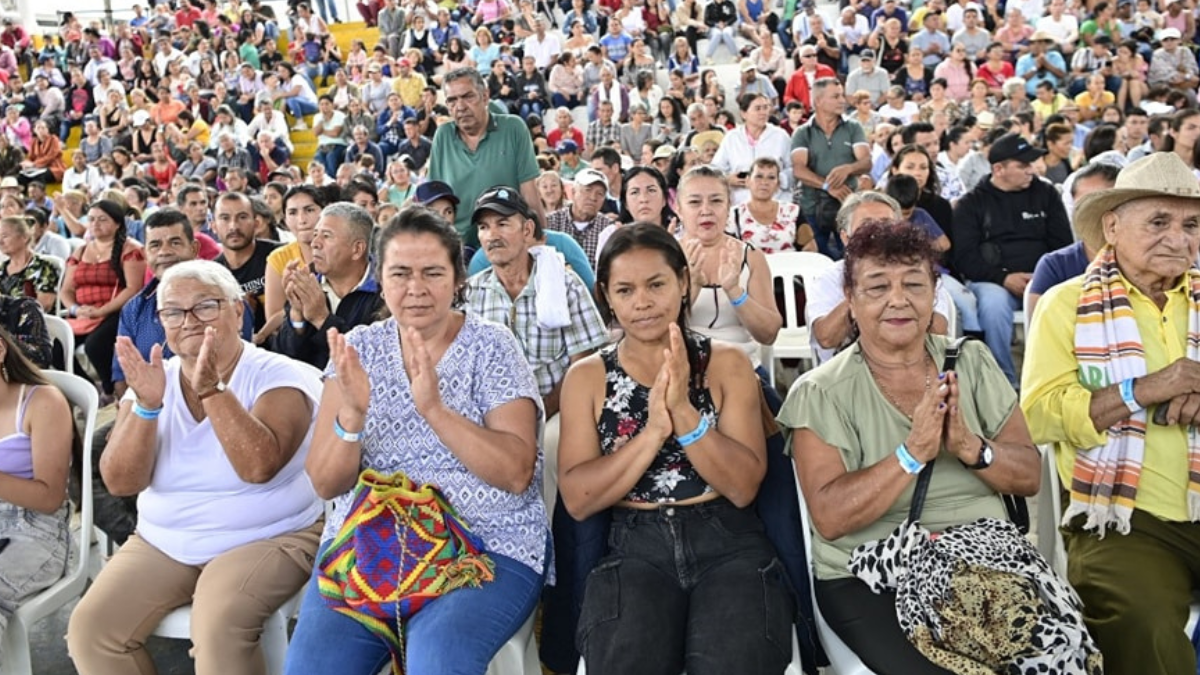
[728,201,801,255]
[598,332,718,503]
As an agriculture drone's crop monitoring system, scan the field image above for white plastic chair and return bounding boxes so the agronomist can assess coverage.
[485,609,541,675]
[150,592,301,675]
[791,462,879,675]
[1039,445,1200,636]
[0,371,98,675]
[761,251,836,387]
[43,313,74,375]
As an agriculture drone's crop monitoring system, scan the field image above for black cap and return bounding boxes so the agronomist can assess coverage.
[414,180,459,206]
[472,186,534,223]
[987,133,1047,164]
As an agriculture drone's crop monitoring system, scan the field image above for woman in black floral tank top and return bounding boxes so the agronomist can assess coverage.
[558,223,794,674]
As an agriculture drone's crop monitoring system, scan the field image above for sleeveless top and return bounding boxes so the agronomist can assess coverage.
[0,385,37,479]
[688,242,761,367]
[598,333,719,504]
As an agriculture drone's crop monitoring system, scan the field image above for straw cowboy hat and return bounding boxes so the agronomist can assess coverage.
[1074,152,1200,251]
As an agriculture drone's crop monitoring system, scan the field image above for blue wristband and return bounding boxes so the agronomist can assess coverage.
[132,401,162,421]
[729,288,749,307]
[895,442,924,475]
[1119,377,1142,414]
[676,416,710,448]
[333,416,363,442]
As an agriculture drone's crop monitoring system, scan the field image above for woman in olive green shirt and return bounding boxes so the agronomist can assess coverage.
[777,219,1040,674]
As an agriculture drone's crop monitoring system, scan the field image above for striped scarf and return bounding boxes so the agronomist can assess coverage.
[1070,245,1200,536]
[317,470,495,674]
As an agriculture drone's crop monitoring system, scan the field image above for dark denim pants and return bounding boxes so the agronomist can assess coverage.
[576,499,795,675]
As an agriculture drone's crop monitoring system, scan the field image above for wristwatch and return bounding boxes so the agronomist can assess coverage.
[198,380,227,400]
[961,438,994,470]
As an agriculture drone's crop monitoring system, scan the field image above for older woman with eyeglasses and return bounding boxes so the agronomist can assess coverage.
[68,260,324,675]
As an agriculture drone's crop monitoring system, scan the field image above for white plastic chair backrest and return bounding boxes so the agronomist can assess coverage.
[43,313,74,374]
[1038,445,1069,579]
[937,283,958,338]
[765,251,836,331]
[16,371,98,621]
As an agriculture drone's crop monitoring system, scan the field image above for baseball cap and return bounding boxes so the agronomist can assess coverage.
[653,144,677,160]
[1161,27,1182,39]
[739,58,756,72]
[555,139,579,155]
[860,48,876,59]
[414,180,459,206]
[131,110,151,127]
[472,186,534,222]
[574,167,610,191]
[987,133,1047,164]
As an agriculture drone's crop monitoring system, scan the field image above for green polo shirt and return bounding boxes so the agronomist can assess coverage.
[790,117,867,213]
[428,111,540,249]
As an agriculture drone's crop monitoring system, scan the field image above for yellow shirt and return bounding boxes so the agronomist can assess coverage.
[1032,94,1068,122]
[1021,272,1193,522]
[391,72,427,109]
[1073,90,1115,112]
[267,240,306,276]
[190,117,211,147]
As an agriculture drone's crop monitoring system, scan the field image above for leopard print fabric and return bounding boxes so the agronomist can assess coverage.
[849,517,1103,675]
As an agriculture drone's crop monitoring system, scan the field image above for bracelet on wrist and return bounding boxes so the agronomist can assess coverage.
[132,401,163,420]
[290,319,306,329]
[676,416,710,448]
[729,288,750,307]
[895,442,925,475]
[69,304,79,318]
[1119,377,1143,414]
[333,415,363,442]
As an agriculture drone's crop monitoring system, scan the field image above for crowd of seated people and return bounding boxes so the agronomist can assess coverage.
[0,0,1198,672]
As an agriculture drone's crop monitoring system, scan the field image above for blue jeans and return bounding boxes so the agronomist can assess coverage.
[284,540,545,675]
[966,280,1019,387]
[313,0,339,21]
[519,99,545,120]
[313,144,345,179]
[706,26,738,58]
[578,499,795,674]
[941,274,979,333]
[551,92,581,109]
[285,97,319,122]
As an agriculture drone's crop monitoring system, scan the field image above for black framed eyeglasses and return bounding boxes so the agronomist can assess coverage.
[156,298,227,328]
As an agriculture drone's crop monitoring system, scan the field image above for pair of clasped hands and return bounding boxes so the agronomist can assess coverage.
[904,370,986,467]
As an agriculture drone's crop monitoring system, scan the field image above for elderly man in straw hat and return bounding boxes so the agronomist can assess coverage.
[1022,152,1200,675]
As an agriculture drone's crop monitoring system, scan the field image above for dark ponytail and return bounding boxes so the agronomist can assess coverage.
[90,199,129,287]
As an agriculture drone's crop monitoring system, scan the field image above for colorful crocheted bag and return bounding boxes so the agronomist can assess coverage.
[317,469,496,674]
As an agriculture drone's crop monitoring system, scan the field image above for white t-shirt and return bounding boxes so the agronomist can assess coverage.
[132,342,324,564]
[808,260,952,364]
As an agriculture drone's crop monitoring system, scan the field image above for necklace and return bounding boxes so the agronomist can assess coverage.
[863,351,932,419]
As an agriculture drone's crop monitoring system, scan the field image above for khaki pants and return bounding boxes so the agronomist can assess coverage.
[67,519,321,675]
[1065,508,1200,675]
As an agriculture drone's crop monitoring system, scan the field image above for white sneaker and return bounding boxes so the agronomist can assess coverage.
[292,120,308,131]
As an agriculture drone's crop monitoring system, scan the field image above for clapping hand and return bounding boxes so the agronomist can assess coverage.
[716,242,742,295]
[662,324,692,416]
[942,371,981,463]
[284,261,330,326]
[404,326,444,419]
[115,336,165,409]
[683,237,710,288]
[328,327,370,421]
[645,362,674,442]
[905,373,950,463]
[189,326,223,396]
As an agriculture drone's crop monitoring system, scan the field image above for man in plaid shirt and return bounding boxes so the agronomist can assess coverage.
[464,184,609,675]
